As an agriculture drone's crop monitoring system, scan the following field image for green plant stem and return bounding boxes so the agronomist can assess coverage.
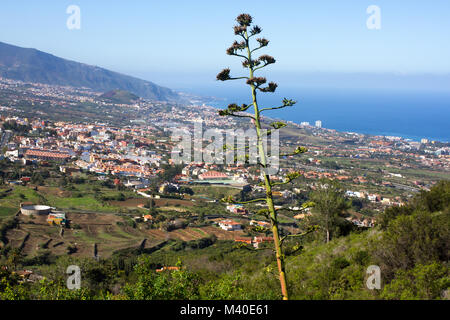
[244,30,289,300]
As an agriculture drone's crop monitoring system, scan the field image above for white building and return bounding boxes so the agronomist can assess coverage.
[315,120,322,128]
[218,220,242,231]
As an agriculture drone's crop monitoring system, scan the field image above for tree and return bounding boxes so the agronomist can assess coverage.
[116,193,126,201]
[159,164,182,183]
[146,198,156,211]
[216,13,314,300]
[179,186,194,196]
[414,180,450,213]
[0,268,28,300]
[309,179,349,243]
[7,248,24,271]
[198,211,205,224]
[34,278,92,300]
[31,172,44,186]
[239,184,252,202]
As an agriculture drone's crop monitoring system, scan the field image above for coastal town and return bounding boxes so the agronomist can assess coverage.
[0,4,449,303]
[0,77,449,235]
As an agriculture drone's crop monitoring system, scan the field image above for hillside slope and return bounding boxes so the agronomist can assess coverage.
[0,41,179,102]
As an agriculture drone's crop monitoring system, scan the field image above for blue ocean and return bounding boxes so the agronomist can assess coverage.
[193,85,450,143]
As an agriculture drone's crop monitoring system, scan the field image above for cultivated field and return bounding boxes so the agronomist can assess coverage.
[3,211,245,258]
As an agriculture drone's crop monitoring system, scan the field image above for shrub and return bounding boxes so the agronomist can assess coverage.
[332,257,350,270]
[381,262,450,300]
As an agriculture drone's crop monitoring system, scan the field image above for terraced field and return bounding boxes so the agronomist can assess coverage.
[3,211,246,258]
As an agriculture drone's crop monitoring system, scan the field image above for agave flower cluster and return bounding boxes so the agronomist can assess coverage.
[216,13,295,110]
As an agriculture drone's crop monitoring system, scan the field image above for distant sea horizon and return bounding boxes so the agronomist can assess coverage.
[184,85,450,143]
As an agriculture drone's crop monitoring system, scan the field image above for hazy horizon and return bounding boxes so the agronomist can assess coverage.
[3,39,450,95]
[1,1,450,93]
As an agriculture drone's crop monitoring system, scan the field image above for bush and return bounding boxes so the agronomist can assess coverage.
[372,210,450,280]
[187,235,217,250]
[332,257,350,270]
[123,257,200,300]
[67,245,78,255]
[116,193,126,201]
[379,180,450,229]
[352,250,370,266]
[381,262,450,300]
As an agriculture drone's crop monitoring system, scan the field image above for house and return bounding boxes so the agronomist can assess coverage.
[59,166,81,175]
[250,220,271,228]
[47,212,66,226]
[253,236,274,248]
[143,215,153,222]
[272,191,283,197]
[226,204,248,215]
[234,236,274,248]
[346,217,375,228]
[125,180,148,189]
[181,166,190,176]
[16,270,33,279]
[234,237,252,245]
[294,212,312,220]
[159,183,179,193]
[25,149,70,162]
[16,270,44,282]
[198,170,229,180]
[218,220,242,231]
[346,191,363,198]
[156,266,180,272]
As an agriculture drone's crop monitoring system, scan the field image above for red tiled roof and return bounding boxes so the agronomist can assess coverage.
[25,149,70,159]
[219,220,241,226]
[235,237,252,244]
[199,170,228,179]
[254,236,273,243]
[156,266,180,272]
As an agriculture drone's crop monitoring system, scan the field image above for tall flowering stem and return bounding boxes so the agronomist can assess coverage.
[217,14,301,300]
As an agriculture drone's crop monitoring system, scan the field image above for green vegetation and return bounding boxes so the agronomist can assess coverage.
[0,186,43,217]
[99,90,139,105]
[2,120,31,133]
[0,179,447,300]
[46,194,120,212]
[309,179,351,243]
[191,185,240,200]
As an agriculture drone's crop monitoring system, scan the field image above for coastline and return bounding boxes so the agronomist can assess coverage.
[199,90,450,144]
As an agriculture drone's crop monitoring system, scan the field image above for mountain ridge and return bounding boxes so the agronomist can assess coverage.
[0,41,180,102]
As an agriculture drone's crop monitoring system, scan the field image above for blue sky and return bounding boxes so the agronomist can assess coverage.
[1,1,450,90]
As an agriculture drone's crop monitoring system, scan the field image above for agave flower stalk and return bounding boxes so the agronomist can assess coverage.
[216,14,312,300]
